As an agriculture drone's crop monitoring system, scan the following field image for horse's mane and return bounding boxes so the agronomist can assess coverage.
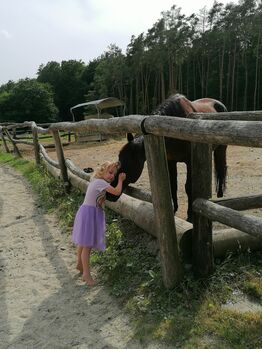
[153,94,196,118]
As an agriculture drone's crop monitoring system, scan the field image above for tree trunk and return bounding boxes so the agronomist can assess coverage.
[160,67,165,102]
[226,52,231,109]
[230,41,237,110]
[253,32,261,110]
[219,40,225,101]
[243,53,248,111]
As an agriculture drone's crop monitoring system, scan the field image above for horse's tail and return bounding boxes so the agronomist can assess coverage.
[213,99,228,197]
[213,100,227,113]
[214,146,227,197]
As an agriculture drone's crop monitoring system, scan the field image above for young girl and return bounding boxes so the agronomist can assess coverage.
[72,161,126,286]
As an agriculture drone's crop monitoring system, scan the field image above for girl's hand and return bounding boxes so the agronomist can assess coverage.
[119,172,126,181]
[106,172,126,196]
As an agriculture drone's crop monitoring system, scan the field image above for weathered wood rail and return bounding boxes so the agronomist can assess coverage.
[1,110,262,287]
[193,198,262,238]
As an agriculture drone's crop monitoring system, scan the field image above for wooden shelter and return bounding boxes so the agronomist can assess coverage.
[70,97,125,142]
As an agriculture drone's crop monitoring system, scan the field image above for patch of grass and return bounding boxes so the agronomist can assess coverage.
[1,151,262,348]
[93,209,262,347]
[243,278,262,301]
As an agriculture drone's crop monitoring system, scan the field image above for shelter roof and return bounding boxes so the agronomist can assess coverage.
[70,97,125,112]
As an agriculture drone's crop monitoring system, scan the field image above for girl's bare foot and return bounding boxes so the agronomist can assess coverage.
[76,262,83,273]
[82,273,96,286]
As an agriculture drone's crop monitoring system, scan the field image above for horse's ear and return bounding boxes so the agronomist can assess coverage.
[127,133,134,142]
[179,96,196,115]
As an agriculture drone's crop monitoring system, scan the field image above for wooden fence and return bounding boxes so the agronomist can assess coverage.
[1,111,262,288]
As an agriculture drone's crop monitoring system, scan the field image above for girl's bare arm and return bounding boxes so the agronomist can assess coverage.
[106,173,126,196]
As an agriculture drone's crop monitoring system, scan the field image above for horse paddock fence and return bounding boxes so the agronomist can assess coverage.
[1,111,262,288]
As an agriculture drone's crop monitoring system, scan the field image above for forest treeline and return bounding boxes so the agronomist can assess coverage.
[0,0,261,123]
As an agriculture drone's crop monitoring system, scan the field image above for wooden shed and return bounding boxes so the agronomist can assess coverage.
[70,97,125,142]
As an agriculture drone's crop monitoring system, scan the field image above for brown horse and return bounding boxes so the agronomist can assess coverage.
[106,94,227,222]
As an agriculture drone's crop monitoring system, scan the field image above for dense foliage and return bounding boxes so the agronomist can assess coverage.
[0,79,58,123]
[0,0,261,122]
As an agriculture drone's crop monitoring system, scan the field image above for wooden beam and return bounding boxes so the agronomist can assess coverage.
[193,198,262,238]
[144,134,182,288]
[0,127,10,153]
[124,185,152,203]
[189,110,262,121]
[48,115,143,134]
[31,122,41,165]
[13,140,34,146]
[65,158,91,181]
[4,128,22,157]
[191,143,213,278]
[51,130,70,191]
[142,116,262,147]
[213,228,262,256]
[39,144,60,169]
[212,194,262,210]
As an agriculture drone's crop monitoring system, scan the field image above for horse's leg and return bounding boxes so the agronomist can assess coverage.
[185,161,193,222]
[168,161,178,214]
[214,145,227,197]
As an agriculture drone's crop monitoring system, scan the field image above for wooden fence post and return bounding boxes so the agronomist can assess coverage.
[12,127,17,139]
[144,134,182,288]
[191,142,213,278]
[31,122,41,165]
[4,128,22,157]
[0,127,10,153]
[52,130,70,192]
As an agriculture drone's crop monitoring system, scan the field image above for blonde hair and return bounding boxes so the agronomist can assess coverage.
[93,161,120,179]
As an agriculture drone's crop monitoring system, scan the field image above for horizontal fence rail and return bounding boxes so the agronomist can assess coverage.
[2,112,262,147]
[49,115,262,147]
[13,139,34,146]
[142,116,262,147]
[212,194,262,211]
[189,111,262,121]
[39,144,60,168]
[65,159,91,181]
[193,198,262,239]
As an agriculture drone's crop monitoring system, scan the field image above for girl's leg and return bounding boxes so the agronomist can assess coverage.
[76,246,83,273]
[81,247,96,286]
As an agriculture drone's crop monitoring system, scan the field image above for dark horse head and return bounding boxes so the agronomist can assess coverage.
[106,93,227,222]
[106,133,146,201]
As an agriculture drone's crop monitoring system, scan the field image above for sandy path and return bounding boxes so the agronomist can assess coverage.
[0,165,167,349]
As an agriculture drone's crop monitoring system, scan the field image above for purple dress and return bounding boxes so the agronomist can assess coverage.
[72,178,110,250]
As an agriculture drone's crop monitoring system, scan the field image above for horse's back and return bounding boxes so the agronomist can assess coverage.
[192,98,227,113]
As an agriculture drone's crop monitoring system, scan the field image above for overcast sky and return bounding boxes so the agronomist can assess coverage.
[0,0,237,85]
